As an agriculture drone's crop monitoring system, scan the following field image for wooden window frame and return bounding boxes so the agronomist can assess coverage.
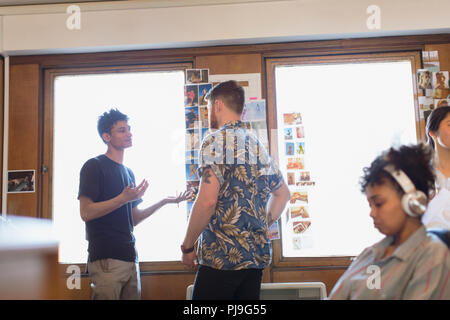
[265,50,422,268]
[42,62,196,273]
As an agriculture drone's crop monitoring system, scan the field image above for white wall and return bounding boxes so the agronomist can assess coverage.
[0,0,449,55]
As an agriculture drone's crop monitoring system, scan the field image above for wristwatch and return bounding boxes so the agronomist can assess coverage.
[181,244,194,254]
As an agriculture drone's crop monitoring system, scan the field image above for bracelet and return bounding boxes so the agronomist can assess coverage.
[181,244,194,254]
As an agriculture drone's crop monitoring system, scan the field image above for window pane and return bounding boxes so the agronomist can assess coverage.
[274,61,417,257]
[53,71,187,263]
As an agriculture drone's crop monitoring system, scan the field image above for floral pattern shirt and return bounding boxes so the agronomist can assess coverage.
[198,120,284,270]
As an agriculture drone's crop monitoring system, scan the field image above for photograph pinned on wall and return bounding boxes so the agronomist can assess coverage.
[286,157,305,170]
[186,129,200,150]
[298,171,310,182]
[283,112,302,126]
[199,83,213,106]
[185,85,199,107]
[241,100,266,122]
[290,206,310,220]
[186,163,200,181]
[268,220,280,240]
[284,127,293,140]
[290,190,308,204]
[285,142,295,156]
[186,69,210,84]
[186,180,200,200]
[185,106,200,129]
[287,172,295,186]
[418,96,434,110]
[293,221,311,234]
[296,126,304,139]
[434,99,450,109]
[7,170,35,193]
[423,51,440,72]
[201,128,210,141]
[417,69,433,90]
[296,142,305,155]
[185,150,199,164]
[433,71,449,89]
[199,106,209,128]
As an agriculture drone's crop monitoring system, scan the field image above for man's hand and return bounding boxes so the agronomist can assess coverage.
[182,250,198,269]
[166,189,194,204]
[120,179,149,203]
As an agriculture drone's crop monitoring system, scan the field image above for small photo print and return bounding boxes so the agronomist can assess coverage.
[186,163,200,181]
[286,157,305,170]
[201,128,210,141]
[295,142,305,155]
[290,206,310,219]
[199,106,209,128]
[268,220,280,240]
[8,170,35,193]
[284,127,293,140]
[285,142,295,156]
[185,106,200,129]
[185,85,199,107]
[287,172,295,185]
[417,69,433,90]
[299,171,310,182]
[199,83,212,106]
[293,221,311,234]
[186,69,209,84]
[418,96,434,110]
[201,69,209,83]
[290,191,308,204]
[433,71,449,89]
[186,180,200,199]
[186,150,199,164]
[186,129,200,150]
[434,99,450,108]
[241,100,266,122]
[283,112,302,126]
[296,126,304,139]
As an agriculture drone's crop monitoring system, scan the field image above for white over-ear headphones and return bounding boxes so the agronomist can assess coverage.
[383,164,428,217]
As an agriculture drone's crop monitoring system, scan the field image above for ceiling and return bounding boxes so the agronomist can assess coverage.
[0,0,119,6]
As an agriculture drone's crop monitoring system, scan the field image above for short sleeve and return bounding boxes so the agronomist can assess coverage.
[78,158,101,201]
[198,133,226,186]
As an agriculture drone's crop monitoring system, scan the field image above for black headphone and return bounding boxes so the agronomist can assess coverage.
[383,164,428,217]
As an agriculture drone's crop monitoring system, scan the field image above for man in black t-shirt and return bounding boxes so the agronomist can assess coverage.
[78,109,191,300]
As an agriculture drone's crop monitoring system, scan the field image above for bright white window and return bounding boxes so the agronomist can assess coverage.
[274,61,417,257]
[53,71,187,263]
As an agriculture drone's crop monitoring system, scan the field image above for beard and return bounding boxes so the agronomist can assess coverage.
[209,108,219,130]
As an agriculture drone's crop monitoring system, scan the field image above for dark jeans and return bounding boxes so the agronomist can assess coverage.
[192,265,263,300]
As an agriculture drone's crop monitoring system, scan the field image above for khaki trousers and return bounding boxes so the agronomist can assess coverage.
[88,258,141,300]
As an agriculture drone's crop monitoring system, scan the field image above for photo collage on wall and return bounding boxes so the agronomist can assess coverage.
[185,69,212,220]
[281,112,315,251]
[418,51,450,125]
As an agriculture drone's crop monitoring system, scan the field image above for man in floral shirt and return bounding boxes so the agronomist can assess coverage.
[181,80,290,300]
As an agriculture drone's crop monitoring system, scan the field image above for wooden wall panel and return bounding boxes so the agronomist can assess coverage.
[7,64,40,217]
[196,53,261,75]
[424,43,450,72]
[0,57,3,209]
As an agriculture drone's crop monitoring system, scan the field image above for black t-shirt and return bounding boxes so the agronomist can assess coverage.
[78,154,143,262]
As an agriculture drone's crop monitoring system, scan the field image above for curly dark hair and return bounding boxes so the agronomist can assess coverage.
[97,108,129,143]
[360,143,435,198]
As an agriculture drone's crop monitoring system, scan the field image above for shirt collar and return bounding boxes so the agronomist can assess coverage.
[222,120,246,130]
[372,226,427,262]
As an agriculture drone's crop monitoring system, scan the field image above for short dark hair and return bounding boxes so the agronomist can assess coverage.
[205,80,245,115]
[97,108,129,142]
[360,143,435,198]
[426,106,450,149]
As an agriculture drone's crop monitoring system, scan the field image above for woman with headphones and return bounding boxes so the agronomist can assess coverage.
[329,143,449,299]
[422,106,450,229]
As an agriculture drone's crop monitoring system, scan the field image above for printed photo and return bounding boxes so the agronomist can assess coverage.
[287,172,295,186]
[199,106,209,128]
[199,83,212,106]
[201,69,209,83]
[286,157,305,170]
[201,128,210,141]
[299,171,310,182]
[293,221,311,234]
[185,150,199,164]
[284,127,293,140]
[290,206,310,219]
[433,71,449,89]
[241,100,266,122]
[185,85,199,107]
[285,142,295,156]
[8,170,35,193]
[434,99,450,108]
[296,126,304,139]
[283,112,302,126]
[290,191,308,204]
[296,142,305,155]
[185,106,199,129]
[186,129,200,150]
[186,69,202,84]
[268,220,280,240]
[186,180,200,199]
[418,96,434,110]
[417,69,432,90]
[186,163,200,181]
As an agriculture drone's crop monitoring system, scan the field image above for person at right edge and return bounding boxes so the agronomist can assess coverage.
[422,106,450,229]
[181,80,291,300]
